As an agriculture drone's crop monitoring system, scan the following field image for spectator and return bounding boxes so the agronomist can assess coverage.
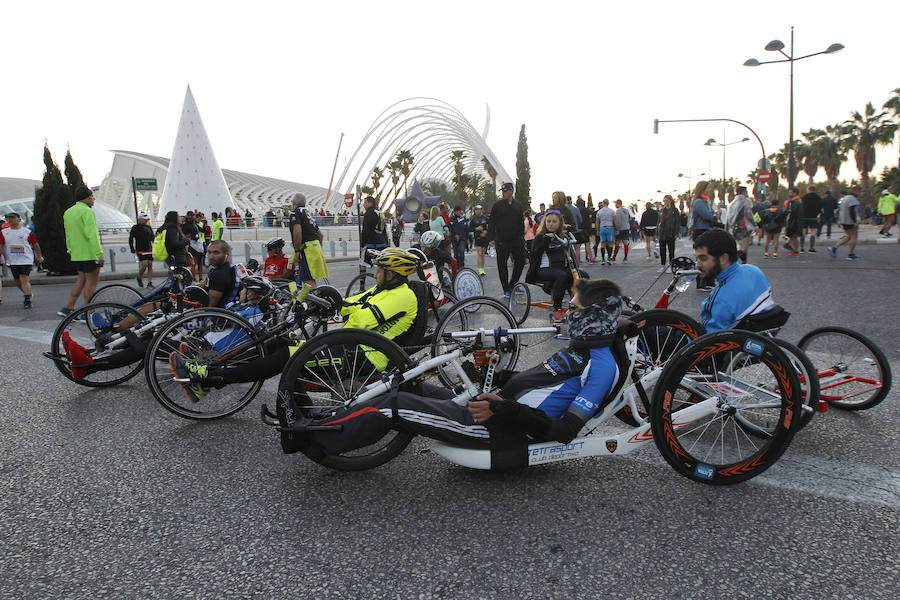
[689,182,715,290]
[360,195,389,279]
[449,206,468,268]
[58,187,105,318]
[828,186,862,260]
[0,211,43,308]
[523,209,536,254]
[412,212,428,245]
[725,186,755,264]
[182,211,205,281]
[535,202,546,225]
[488,182,526,296]
[760,199,786,259]
[611,199,632,263]
[128,213,154,287]
[878,188,897,237]
[290,192,328,286]
[657,196,680,267]
[783,187,803,257]
[469,204,490,276]
[800,185,822,252]
[594,199,616,265]
[639,201,659,261]
[819,190,837,238]
[158,210,190,268]
[576,196,595,263]
[244,209,254,228]
[550,191,575,228]
[429,206,449,239]
[210,212,225,241]
[391,216,404,247]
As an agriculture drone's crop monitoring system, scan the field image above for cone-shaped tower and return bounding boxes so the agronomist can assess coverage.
[158,85,235,218]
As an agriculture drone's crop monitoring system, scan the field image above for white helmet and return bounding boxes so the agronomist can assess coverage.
[420,230,443,249]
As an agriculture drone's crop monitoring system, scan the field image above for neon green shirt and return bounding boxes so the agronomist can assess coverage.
[878,194,898,216]
[63,201,103,261]
[211,219,225,241]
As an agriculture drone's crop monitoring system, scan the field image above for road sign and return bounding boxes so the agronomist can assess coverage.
[344,193,354,208]
[758,170,771,183]
[758,158,771,171]
[134,178,157,191]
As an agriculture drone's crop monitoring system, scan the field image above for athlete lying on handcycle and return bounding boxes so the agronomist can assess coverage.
[276,278,624,463]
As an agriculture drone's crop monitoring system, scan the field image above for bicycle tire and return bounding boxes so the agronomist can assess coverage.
[277,329,417,471]
[145,307,266,420]
[452,268,485,305]
[650,330,802,485]
[49,302,147,387]
[89,283,143,307]
[797,326,892,410]
[345,272,376,297]
[507,282,531,325]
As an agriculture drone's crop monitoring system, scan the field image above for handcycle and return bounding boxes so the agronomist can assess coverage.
[506,227,588,325]
[620,257,892,433]
[262,314,804,485]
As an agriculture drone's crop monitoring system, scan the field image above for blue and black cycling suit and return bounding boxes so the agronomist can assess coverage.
[700,262,774,332]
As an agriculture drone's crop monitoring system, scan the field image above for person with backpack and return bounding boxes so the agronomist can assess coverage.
[155,211,190,267]
[759,199,786,258]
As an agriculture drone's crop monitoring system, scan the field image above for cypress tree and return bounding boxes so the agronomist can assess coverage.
[64,148,87,210]
[33,145,76,274]
[514,124,531,210]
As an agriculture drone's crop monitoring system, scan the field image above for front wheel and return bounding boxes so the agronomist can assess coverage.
[90,283,143,307]
[797,326,891,410]
[650,330,803,485]
[345,272,376,297]
[277,329,417,471]
[507,282,531,325]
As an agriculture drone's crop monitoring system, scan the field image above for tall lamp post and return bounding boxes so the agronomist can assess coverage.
[743,26,844,187]
[704,134,749,201]
[678,171,706,205]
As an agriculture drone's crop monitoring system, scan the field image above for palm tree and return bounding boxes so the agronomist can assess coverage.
[395,149,415,199]
[370,166,384,202]
[360,185,374,198]
[883,87,900,121]
[797,130,822,184]
[449,150,466,202]
[481,156,498,194]
[804,125,847,195]
[381,159,402,210]
[465,172,485,208]
[842,101,899,201]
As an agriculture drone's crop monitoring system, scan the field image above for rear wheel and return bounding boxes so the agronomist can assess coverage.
[89,283,143,307]
[277,329,417,471]
[345,273,376,297]
[797,327,891,410]
[650,330,802,485]
[507,282,531,325]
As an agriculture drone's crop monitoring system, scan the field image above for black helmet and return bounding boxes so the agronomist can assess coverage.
[245,258,259,273]
[239,275,274,297]
[265,237,285,249]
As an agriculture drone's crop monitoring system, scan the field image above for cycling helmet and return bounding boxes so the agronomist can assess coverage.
[245,258,260,273]
[265,237,285,250]
[239,275,274,297]
[373,247,418,277]
[420,230,442,249]
[407,247,427,263]
[182,285,210,308]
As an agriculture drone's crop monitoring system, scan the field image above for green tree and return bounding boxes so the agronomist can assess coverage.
[381,159,402,209]
[64,148,87,206]
[449,150,466,203]
[370,165,384,201]
[803,125,847,195]
[33,145,75,274]
[883,87,900,123]
[395,149,415,199]
[514,124,531,210]
[842,101,899,203]
[422,180,456,208]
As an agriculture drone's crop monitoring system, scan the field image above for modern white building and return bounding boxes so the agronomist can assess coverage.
[0,177,132,229]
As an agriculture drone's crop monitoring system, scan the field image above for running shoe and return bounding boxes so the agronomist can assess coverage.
[168,351,208,402]
[136,277,143,288]
[788,252,799,257]
[847,254,861,260]
[773,253,778,258]
[24,299,32,309]
[763,252,769,258]
[478,269,486,276]
[57,307,74,318]
[550,310,566,323]
[827,246,836,258]
[808,248,817,252]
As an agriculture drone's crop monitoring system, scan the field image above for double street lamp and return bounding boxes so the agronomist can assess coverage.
[743,26,844,187]
[705,135,750,200]
[677,171,705,203]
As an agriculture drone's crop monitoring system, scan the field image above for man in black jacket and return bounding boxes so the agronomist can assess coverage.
[128,213,154,287]
[800,185,822,252]
[488,182,526,295]
[449,205,469,268]
[359,195,388,278]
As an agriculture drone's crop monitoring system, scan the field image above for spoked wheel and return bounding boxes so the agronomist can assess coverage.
[431,296,521,391]
[277,329,417,471]
[616,310,706,426]
[452,267,485,308]
[345,273,376,297]
[48,302,148,387]
[145,308,266,420]
[438,266,453,290]
[507,282,531,325]
[89,283,143,306]
[650,330,803,485]
[423,289,460,347]
[797,327,891,410]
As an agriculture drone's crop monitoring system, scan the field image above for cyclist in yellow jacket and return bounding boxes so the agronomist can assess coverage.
[168,247,420,402]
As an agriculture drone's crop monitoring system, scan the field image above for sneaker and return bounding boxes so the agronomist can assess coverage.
[622,258,628,263]
[847,254,861,260]
[784,244,794,253]
[24,299,32,309]
[808,248,817,252]
[550,310,566,323]
[773,253,778,258]
[90,313,110,328]
[788,252,799,257]
[57,307,74,318]
[763,252,769,258]
[168,351,208,402]
[136,277,143,288]
[478,269,486,276]
[503,291,511,298]
[827,246,837,258]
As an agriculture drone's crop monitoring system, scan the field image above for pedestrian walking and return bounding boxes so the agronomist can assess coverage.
[157,211,191,268]
[819,190,837,238]
[0,212,43,308]
[488,182,526,295]
[128,213,154,287]
[725,186,755,264]
[828,186,862,260]
[291,192,328,286]
[58,186,105,318]
[639,201,659,261]
[878,188,897,237]
[760,200,786,258]
[611,199,632,263]
[800,185,822,252]
[657,196,679,267]
[469,205,489,275]
[594,199,616,265]
[783,188,803,257]
[450,205,468,268]
[391,216,404,247]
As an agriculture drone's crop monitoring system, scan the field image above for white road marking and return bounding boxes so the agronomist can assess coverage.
[0,324,53,345]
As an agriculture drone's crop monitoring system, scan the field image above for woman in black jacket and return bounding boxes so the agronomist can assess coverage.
[525,210,572,323]
[657,195,680,267]
[157,210,190,267]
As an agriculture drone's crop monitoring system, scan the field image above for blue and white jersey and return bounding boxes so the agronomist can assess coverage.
[500,346,619,420]
[701,262,774,332]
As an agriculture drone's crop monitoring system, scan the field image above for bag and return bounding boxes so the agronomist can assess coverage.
[152,230,168,261]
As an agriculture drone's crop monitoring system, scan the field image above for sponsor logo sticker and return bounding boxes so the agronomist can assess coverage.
[694,463,715,480]
[605,439,617,453]
[743,339,764,356]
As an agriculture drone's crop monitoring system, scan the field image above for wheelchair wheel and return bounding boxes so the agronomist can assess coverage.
[452,267,485,308]
[49,302,148,387]
[615,309,706,426]
[145,308,266,420]
[89,283,143,307]
[507,282,531,325]
[431,296,520,390]
[277,329,417,471]
[797,327,891,410]
[345,272,376,297]
[423,289,460,348]
[650,330,803,485]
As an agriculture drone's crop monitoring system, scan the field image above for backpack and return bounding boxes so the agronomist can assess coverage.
[152,229,168,261]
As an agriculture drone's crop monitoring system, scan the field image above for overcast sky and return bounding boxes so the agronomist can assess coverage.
[3,0,898,206]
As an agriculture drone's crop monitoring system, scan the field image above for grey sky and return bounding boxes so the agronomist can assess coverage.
[2,0,897,205]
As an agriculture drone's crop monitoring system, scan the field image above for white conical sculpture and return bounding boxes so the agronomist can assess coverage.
[158,85,235,219]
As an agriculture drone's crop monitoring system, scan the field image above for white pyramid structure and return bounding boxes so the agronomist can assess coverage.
[158,85,235,218]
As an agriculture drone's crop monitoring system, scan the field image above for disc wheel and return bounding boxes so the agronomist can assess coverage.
[49,302,148,387]
[650,330,803,485]
[89,283,143,306]
[345,272,376,297]
[452,267,485,307]
[507,282,531,325]
[277,329,417,471]
[431,296,520,391]
[797,326,891,410]
[145,308,266,420]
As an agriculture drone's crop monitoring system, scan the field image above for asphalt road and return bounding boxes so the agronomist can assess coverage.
[1,241,898,599]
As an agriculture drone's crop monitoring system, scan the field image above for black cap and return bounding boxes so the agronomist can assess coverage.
[75,186,93,201]
[5,211,20,218]
[500,182,514,192]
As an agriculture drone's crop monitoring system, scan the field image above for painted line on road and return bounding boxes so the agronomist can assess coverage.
[0,325,53,346]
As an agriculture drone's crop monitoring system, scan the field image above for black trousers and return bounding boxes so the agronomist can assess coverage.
[208,341,290,385]
[495,241,526,293]
[659,239,675,265]
[533,267,573,310]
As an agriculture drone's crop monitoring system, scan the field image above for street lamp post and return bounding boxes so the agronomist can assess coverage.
[677,171,706,205]
[704,133,750,201]
[744,26,844,188]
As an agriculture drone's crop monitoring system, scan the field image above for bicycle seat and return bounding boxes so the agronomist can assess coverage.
[734,305,790,334]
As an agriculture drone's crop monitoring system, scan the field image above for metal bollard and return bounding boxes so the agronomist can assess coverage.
[340,239,348,256]
[244,242,252,264]
[329,240,336,257]
[108,248,116,272]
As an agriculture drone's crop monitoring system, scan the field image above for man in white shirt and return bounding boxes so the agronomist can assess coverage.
[828,186,862,260]
[0,212,43,308]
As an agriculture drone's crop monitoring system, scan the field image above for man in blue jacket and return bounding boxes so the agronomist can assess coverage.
[690,185,716,290]
[693,229,775,332]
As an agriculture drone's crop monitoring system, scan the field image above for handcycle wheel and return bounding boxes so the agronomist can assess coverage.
[797,326,891,410]
[507,282,531,325]
[423,289,460,348]
[277,329,417,471]
[145,308,266,420]
[430,296,520,390]
[452,267,485,309]
[345,272,376,297]
[615,309,705,426]
[649,330,803,485]
[89,283,143,306]
[49,302,148,387]
[437,265,453,290]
